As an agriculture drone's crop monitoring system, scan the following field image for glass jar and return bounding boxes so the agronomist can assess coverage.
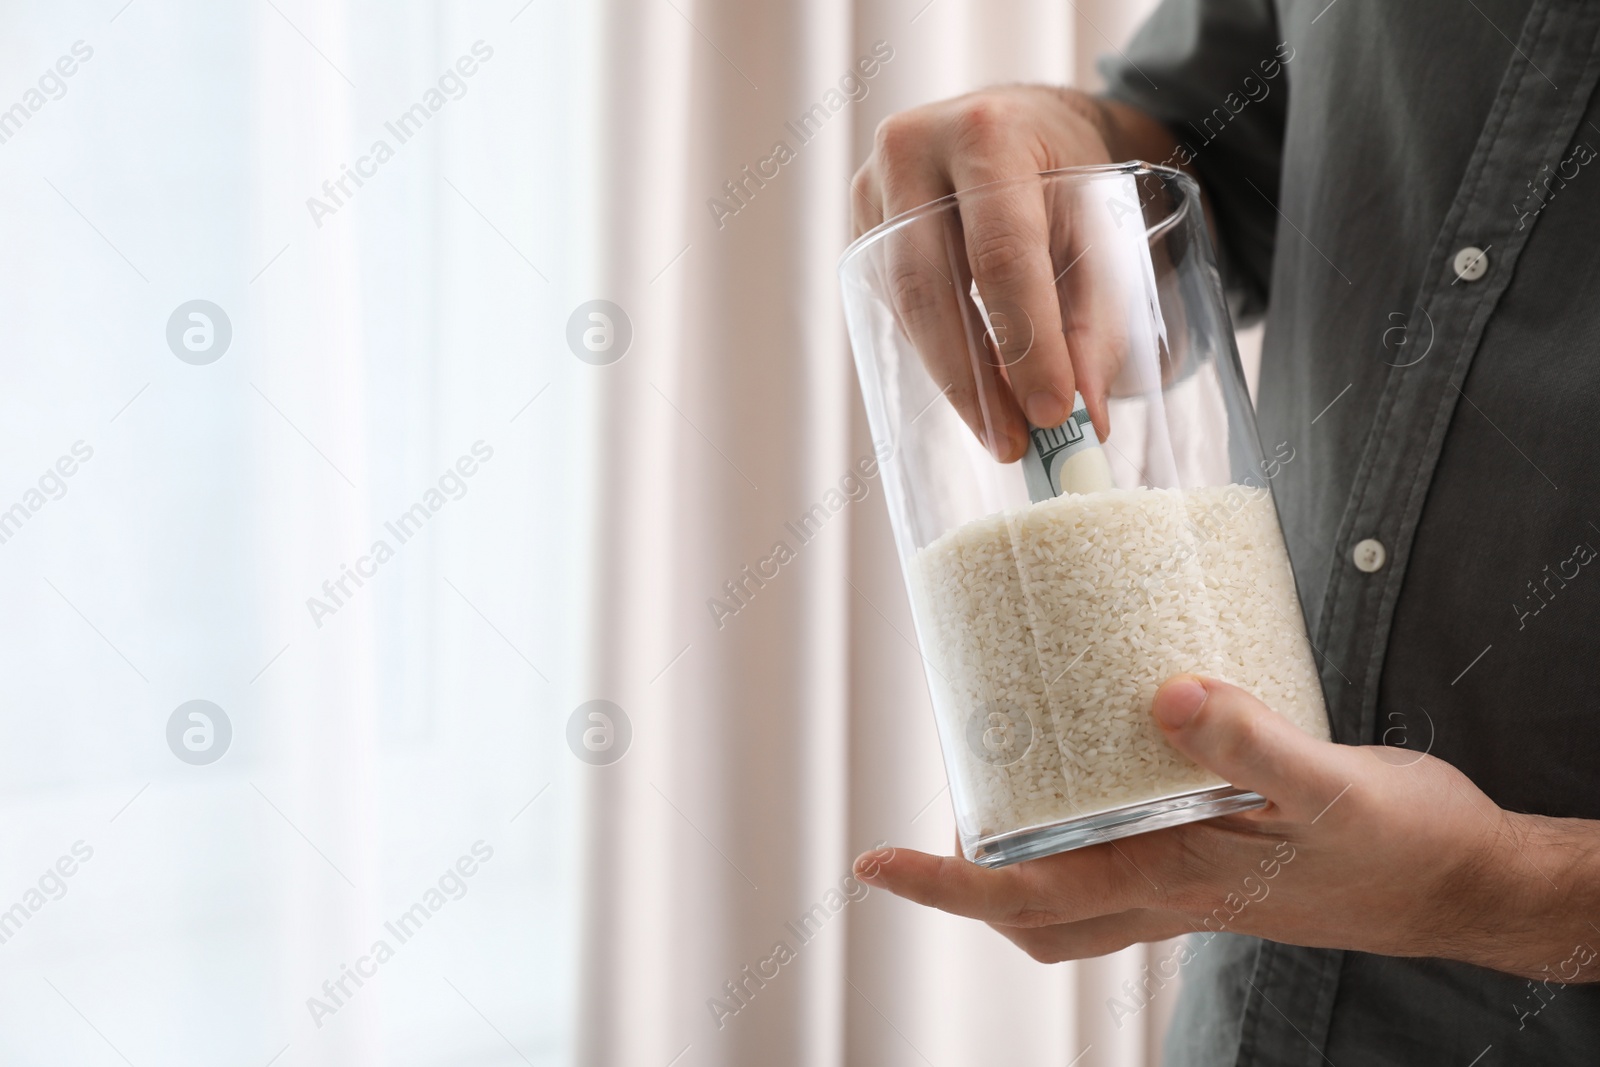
[839,163,1330,867]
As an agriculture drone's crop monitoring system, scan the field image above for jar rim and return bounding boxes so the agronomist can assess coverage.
[838,160,1196,271]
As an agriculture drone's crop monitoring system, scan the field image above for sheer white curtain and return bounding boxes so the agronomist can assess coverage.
[0,1,1186,1064]
[1,1,583,1064]
[581,2,1176,1066]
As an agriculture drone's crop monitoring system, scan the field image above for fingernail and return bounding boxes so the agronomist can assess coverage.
[983,426,1024,462]
[854,849,892,883]
[1024,390,1067,428]
[986,430,1011,461]
[1154,676,1207,729]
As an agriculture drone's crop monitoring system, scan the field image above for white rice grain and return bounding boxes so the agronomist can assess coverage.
[908,484,1331,841]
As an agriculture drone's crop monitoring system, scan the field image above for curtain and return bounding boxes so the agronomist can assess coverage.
[580,2,1179,1066]
[0,0,1195,1063]
[1,1,584,1063]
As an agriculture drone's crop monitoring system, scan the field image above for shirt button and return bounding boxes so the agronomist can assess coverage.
[1453,246,1489,281]
[1352,538,1387,573]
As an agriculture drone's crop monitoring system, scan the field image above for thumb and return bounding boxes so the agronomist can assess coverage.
[1151,675,1347,822]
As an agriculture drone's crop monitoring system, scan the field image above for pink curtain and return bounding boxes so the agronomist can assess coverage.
[579,2,1178,1064]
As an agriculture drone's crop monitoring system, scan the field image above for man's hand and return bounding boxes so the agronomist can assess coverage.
[851,86,1187,461]
[854,676,1600,982]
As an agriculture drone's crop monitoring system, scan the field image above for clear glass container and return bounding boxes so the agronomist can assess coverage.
[839,164,1331,867]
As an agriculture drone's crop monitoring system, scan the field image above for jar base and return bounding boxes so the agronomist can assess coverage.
[966,785,1267,868]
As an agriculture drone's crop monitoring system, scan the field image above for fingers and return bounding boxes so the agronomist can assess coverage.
[855,848,1023,923]
[1046,179,1129,442]
[1152,676,1353,823]
[852,840,1161,927]
[946,150,1075,430]
[989,908,1193,964]
[872,113,1030,461]
[854,89,1147,457]
[853,841,1191,965]
[849,162,883,239]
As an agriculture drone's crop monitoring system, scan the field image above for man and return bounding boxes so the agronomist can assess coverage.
[848,1,1600,1063]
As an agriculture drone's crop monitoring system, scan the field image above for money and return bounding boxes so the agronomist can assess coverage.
[1020,393,1113,501]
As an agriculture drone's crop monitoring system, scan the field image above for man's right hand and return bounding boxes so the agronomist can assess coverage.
[850,86,1183,461]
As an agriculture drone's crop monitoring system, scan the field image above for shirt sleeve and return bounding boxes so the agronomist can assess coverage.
[1098,0,1289,321]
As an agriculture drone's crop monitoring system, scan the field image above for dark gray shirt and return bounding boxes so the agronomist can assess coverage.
[1103,1,1600,1064]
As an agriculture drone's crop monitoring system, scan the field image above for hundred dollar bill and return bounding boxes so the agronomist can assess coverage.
[1020,392,1114,502]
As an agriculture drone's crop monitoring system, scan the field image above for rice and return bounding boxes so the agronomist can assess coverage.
[907,484,1330,841]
